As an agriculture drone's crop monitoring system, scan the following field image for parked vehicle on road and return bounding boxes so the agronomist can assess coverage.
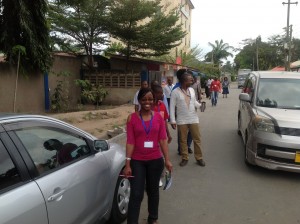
[0,114,130,224]
[237,69,251,88]
[238,71,300,172]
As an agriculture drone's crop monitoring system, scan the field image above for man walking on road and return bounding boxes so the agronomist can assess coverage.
[210,77,222,106]
[170,70,205,167]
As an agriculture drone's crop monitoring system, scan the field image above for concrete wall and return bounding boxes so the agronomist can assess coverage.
[0,54,82,113]
[0,63,45,113]
[48,54,82,111]
[103,88,138,105]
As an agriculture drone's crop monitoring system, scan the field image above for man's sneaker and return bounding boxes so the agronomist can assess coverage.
[179,159,188,167]
[197,159,206,167]
[188,148,193,154]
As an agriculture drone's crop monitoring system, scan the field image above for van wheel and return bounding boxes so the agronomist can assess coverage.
[109,175,131,223]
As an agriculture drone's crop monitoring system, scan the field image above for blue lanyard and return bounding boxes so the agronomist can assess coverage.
[140,113,153,136]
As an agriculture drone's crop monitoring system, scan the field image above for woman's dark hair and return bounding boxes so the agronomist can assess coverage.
[137,87,153,101]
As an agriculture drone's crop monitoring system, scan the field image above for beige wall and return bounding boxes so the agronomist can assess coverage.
[0,55,82,113]
[103,88,138,105]
[49,54,82,110]
[0,64,45,113]
[0,55,144,113]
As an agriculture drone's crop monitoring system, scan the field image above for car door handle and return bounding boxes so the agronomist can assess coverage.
[47,189,66,202]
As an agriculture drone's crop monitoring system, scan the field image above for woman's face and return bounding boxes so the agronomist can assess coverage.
[141,81,148,89]
[154,89,163,101]
[139,92,154,111]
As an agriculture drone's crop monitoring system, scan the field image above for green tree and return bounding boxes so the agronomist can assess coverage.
[48,0,110,69]
[0,0,51,72]
[234,36,293,71]
[153,45,204,68]
[108,0,185,68]
[205,39,233,65]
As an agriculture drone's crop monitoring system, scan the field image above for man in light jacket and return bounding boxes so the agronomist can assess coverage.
[170,70,205,167]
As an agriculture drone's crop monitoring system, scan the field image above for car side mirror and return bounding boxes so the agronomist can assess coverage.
[239,93,251,102]
[94,140,110,152]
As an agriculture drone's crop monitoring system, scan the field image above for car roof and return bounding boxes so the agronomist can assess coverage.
[0,114,53,122]
[253,71,300,79]
[0,114,96,139]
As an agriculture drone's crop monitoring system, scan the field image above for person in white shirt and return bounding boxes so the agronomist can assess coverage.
[170,70,205,167]
[163,76,174,112]
[206,78,213,99]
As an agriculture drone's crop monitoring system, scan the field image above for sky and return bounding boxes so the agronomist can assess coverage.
[191,0,300,61]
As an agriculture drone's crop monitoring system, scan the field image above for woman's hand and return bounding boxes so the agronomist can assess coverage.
[123,164,132,178]
[165,159,173,173]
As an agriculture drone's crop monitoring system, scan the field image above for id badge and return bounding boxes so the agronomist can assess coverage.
[144,141,154,148]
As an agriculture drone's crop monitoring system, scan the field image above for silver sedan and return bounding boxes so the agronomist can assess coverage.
[0,114,130,224]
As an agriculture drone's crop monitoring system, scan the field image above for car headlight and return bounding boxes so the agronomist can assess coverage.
[253,115,275,133]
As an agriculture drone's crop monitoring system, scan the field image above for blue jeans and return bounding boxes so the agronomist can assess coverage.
[177,130,192,152]
[211,91,219,105]
[127,158,164,224]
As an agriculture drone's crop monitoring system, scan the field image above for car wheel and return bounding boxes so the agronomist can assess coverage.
[237,113,242,136]
[109,175,131,223]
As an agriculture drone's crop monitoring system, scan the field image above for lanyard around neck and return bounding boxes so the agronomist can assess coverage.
[140,112,153,136]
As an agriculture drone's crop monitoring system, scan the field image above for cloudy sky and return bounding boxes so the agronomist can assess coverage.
[191,0,300,60]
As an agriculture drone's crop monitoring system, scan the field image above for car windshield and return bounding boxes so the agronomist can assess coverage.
[256,78,300,109]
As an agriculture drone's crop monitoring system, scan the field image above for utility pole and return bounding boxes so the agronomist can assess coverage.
[288,25,293,68]
[282,0,298,71]
[256,38,259,71]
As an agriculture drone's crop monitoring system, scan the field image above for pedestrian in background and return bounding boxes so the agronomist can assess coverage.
[163,76,174,112]
[210,77,222,106]
[151,80,169,114]
[170,71,205,167]
[222,76,230,98]
[152,84,172,144]
[124,87,173,224]
[133,80,149,112]
[206,77,213,99]
[191,73,202,102]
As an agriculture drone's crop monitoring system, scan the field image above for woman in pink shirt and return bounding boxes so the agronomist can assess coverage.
[124,88,173,224]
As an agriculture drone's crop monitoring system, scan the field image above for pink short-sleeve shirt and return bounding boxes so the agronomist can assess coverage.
[126,112,167,160]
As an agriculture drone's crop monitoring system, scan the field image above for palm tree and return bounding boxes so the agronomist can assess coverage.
[205,39,233,65]
[154,45,204,68]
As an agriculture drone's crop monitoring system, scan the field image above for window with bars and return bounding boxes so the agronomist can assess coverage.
[84,72,141,88]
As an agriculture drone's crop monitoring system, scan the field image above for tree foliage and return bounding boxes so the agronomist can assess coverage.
[234,34,300,71]
[48,0,110,68]
[153,45,204,68]
[108,0,185,59]
[0,0,51,72]
[205,39,234,65]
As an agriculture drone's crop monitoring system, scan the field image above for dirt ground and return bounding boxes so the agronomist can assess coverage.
[49,104,133,139]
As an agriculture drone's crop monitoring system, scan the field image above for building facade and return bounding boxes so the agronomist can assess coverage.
[160,0,194,56]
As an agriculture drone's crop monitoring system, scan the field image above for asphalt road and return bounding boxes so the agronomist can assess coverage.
[132,82,300,224]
